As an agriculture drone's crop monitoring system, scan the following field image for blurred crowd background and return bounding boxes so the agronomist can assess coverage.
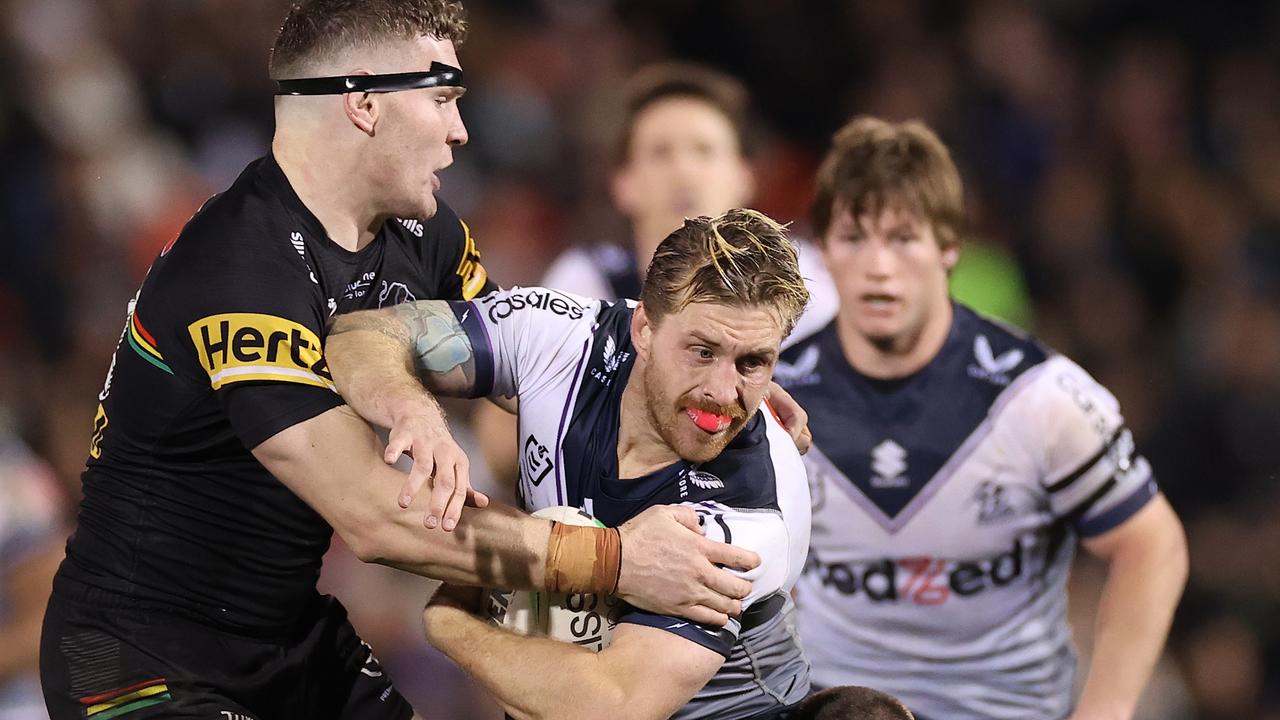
[1,0,1278,718]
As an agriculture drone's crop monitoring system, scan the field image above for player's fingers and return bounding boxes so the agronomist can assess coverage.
[466,487,491,508]
[681,605,730,628]
[424,460,456,530]
[440,465,468,532]
[796,425,813,455]
[703,564,753,601]
[694,582,743,618]
[668,504,706,535]
[399,457,432,508]
[385,430,412,465]
[702,537,761,572]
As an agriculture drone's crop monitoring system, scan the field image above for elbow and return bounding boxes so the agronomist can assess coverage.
[337,513,397,565]
[348,532,388,565]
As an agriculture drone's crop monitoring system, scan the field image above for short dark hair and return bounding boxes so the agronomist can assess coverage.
[270,0,468,79]
[614,62,751,166]
[793,686,916,720]
[811,116,965,249]
[641,208,808,336]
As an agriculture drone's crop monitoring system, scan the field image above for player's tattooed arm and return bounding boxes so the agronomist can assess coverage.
[388,300,478,391]
[327,300,478,413]
[327,301,488,530]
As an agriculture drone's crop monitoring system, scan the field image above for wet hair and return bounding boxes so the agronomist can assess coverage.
[270,0,467,78]
[641,208,809,336]
[812,116,965,249]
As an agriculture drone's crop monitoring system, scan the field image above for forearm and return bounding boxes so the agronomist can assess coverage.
[1076,528,1188,718]
[424,603,630,720]
[256,406,545,588]
[375,501,551,590]
[327,314,439,429]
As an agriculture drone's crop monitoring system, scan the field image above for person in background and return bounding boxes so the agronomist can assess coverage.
[777,115,1188,720]
[0,414,65,720]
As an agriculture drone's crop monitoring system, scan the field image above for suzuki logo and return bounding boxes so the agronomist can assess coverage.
[870,439,908,488]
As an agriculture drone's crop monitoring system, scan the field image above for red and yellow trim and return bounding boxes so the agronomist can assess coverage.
[80,678,172,719]
[127,313,173,375]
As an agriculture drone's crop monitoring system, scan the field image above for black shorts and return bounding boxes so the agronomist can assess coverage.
[40,581,414,720]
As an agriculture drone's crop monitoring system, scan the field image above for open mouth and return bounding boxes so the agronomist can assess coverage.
[686,407,734,434]
[860,293,899,311]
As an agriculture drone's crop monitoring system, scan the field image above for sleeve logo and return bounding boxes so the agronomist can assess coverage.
[187,313,334,391]
[456,219,489,300]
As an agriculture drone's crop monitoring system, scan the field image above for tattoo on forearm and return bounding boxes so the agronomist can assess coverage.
[391,301,477,386]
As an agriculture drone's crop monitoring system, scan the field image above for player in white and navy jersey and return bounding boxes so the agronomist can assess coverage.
[327,209,813,719]
[474,61,837,482]
[777,116,1188,720]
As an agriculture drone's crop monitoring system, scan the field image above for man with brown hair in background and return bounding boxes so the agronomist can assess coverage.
[39,2,762,718]
[776,115,1188,719]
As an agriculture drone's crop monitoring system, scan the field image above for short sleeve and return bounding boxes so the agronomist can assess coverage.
[447,287,599,400]
[423,201,497,300]
[161,235,342,448]
[1034,357,1158,537]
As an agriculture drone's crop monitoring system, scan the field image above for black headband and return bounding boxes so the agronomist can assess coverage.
[274,61,464,96]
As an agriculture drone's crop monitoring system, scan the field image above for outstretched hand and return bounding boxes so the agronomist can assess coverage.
[386,413,489,531]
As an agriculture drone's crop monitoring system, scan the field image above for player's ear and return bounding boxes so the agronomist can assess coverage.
[342,71,379,136]
[940,239,960,272]
[631,303,653,360]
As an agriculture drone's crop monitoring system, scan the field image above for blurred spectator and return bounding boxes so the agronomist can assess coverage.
[0,412,66,719]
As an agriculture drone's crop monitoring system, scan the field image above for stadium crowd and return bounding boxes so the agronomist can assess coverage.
[0,0,1277,718]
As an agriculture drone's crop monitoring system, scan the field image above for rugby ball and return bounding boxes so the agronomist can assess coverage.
[484,506,622,652]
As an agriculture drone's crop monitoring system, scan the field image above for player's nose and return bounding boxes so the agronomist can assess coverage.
[699,359,739,407]
[447,109,468,147]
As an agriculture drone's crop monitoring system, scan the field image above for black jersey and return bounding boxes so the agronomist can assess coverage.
[60,155,495,633]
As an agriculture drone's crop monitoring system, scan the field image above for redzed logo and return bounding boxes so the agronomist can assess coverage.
[806,540,1025,605]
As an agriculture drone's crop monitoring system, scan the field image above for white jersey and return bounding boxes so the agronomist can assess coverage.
[776,304,1159,720]
[540,240,838,349]
[450,287,812,718]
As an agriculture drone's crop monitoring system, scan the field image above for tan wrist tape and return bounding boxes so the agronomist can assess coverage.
[544,522,622,594]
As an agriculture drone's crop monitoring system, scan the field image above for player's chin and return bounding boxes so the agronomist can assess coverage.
[418,193,439,219]
[674,427,737,463]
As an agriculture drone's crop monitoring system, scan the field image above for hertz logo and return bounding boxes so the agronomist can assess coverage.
[188,313,334,391]
[456,219,489,300]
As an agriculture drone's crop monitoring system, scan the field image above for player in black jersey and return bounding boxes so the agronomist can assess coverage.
[40,2,760,718]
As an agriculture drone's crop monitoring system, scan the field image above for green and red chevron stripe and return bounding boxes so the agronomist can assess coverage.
[80,678,172,719]
[127,313,173,375]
